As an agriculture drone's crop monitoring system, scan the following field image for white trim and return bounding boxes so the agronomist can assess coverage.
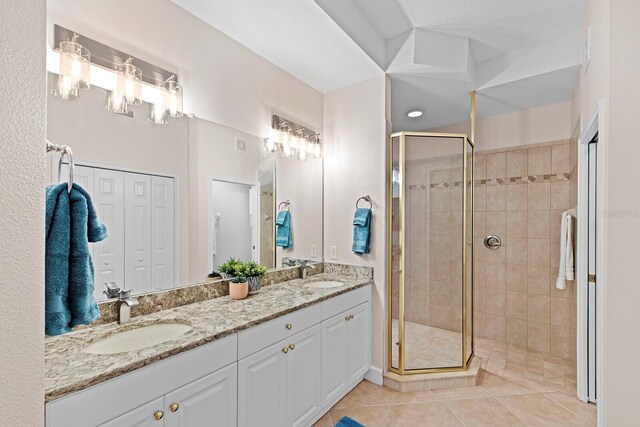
[364,365,383,385]
[576,99,605,424]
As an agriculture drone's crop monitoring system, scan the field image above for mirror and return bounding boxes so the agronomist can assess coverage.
[47,84,323,300]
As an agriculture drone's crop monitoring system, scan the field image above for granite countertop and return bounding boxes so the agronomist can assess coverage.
[45,272,371,403]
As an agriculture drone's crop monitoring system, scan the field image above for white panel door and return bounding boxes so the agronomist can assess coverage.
[287,324,322,427]
[92,168,125,301]
[321,312,348,406]
[125,173,152,293]
[99,397,165,427]
[151,176,175,291]
[346,303,371,384]
[165,363,237,427]
[238,340,287,427]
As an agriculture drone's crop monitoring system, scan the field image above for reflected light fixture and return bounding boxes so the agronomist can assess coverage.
[263,115,322,160]
[116,57,142,105]
[149,102,168,124]
[162,75,183,118]
[52,33,90,99]
[406,109,424,118]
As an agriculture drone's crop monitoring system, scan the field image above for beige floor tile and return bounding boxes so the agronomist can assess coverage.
[379,387,439,405]
[478,371,539,396]
[445,397,526,426]
[496,393,591,426]
[434,386,491,401]
[331,405,398,427]
[312,412,333,427]
[389,402,462,426]
[544,392,597,426]
[333,380,384,409]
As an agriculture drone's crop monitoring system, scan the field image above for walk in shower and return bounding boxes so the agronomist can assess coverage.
[387,131,474,374]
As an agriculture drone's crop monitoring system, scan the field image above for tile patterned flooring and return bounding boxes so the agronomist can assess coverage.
[391,320,464,369]
[314,338,596,426]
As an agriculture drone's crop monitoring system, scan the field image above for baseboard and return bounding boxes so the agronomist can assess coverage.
[364,365,383,385]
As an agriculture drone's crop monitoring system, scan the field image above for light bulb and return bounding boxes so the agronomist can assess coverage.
[149,103,168,124]
[298,139,307,159]
[306,141,315,154]
[290,134,299,150]
[282,131,292,157]
[314,143,322,158]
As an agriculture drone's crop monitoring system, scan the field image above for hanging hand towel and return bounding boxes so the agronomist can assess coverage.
[556,211,574,289]
[352,207,372,255]
[276,210,292,248]
[45,183,108,336]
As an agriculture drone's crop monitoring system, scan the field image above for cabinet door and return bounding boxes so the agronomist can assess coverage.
[165,363,237,427]
[238,340,287,427]
[346,303,371,384]
[92,168,125,301]
[286,324,322,427]
[125,173,152,293]
[99,397,165,427]
[321,312,347,406]
[151,176,175,291]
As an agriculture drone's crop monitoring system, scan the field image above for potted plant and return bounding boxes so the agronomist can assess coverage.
[239,260,268,294]
[229,276,248,300]
[219,257,242,279]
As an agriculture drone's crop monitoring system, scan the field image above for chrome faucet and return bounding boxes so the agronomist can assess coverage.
[116,289,139,324]
[299,262,316,279]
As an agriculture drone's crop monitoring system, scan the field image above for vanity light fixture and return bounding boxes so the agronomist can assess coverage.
[116,57,142,105]
[263,116,322,161]
[52,33,90,100]
[162,75,184,118]
[105,90,129,116]
[406,109,424,118]
[149,102,168,124]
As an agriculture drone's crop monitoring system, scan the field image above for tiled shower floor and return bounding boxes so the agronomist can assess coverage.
[391,319,464,369]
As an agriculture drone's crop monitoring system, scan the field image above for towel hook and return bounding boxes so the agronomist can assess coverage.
[278,200,291,211]
[356,195,372,209]
[56,146,74,193]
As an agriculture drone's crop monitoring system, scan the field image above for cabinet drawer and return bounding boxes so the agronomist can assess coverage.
[321,285,370,319]
[238,303,322,360]
[47,334,237,427]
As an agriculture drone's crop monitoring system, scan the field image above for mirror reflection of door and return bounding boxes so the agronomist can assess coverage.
[210,180,256,271]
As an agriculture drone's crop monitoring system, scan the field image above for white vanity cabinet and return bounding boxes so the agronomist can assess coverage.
[47,284,371,427]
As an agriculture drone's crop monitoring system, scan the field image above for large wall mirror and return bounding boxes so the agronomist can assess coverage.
[47,84,323,300]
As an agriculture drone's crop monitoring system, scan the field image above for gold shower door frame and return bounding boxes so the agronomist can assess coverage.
[387,131,475,375]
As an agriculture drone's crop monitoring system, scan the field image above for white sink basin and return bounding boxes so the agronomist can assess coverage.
[84,323,191,355]
[303,281,345,289]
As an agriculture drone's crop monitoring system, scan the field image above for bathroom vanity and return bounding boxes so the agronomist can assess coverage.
[45,272,372,427]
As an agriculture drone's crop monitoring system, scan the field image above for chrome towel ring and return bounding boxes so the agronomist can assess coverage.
[278,200,291,211]
[47,141,74,193]
[356,195,372,209]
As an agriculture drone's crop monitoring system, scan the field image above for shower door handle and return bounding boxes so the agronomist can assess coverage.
[484,235,502,250]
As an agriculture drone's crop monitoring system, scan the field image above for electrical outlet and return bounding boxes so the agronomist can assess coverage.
[330,246,338,260]
[310,244,317,258]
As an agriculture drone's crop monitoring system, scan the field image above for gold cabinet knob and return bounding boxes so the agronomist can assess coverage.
[285,323,293,330]
[154,411,164,420]
[289,343,295,350]
[345,315,350,321]
[350,314,355,320]
[282,347,289,353]
[346,314,354,321]
[170,402,180,412]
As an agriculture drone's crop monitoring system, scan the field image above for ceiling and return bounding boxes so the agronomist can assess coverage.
[170,0,587,129]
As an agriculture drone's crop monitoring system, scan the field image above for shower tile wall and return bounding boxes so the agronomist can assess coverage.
[474,139,577,361]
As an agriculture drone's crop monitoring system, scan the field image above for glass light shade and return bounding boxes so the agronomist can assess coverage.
[53,39,90,99]
[116,61,142,105]
[313,143,322,158]
[298,140,308,161]
[149,103,168,124]
[290,134,299,150]
[105,90,128,115]
[306,140,315,154]
[162,78,184,118]
[282,131,292,157]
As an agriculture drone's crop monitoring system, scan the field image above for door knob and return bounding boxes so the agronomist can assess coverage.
[170,402,180,412]
[138,257,143,262]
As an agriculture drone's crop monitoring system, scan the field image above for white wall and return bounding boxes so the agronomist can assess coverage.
[0,0,46,425]
[323,76,388,370]
[47,0,324,140]
[429,101,573,151]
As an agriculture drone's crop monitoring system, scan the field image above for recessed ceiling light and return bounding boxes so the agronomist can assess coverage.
[406,109,424,118]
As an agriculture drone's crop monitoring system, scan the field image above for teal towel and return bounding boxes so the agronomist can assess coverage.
[275,210,292,248]
[335,416,364,427]
[46,183,107,335]
[352,208,371,255]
